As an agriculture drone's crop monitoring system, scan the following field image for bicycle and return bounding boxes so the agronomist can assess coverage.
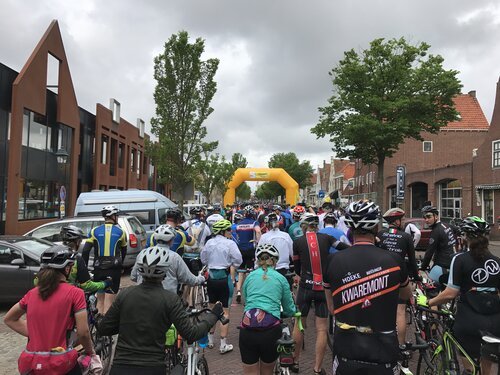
[86,292,113,374]
[165,308,229,375]
[189,266,209,309]
[274,312,304,375]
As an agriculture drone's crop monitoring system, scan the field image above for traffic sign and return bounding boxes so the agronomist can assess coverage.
[318,190,325,198]
[59,185,66,201]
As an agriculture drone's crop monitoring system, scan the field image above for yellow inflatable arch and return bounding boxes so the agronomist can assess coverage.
[223,168,299,207]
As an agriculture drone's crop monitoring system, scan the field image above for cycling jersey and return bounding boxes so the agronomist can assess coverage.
[319,225,351,253]
[421,221,455,270]
[146,226,195,255]
[181,219,211,251]
[201,234,243,270]
[377,227,418,277]
[235,218,259,251]
[288,221,303,241]
[83,223,127,269]
[323,243,408,365]
[292,232,334,290]
[258,229,293,270]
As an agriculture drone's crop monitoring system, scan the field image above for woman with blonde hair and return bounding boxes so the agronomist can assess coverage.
[239,243,296,375]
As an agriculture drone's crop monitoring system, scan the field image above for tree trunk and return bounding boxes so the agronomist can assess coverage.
[376,160,385,210]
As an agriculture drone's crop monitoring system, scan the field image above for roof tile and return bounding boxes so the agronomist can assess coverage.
[444,94,489,130]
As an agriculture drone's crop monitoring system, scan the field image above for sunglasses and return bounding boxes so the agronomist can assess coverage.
[258,254,271,261]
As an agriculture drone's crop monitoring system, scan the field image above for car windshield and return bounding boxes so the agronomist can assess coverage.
[12,239,52,257]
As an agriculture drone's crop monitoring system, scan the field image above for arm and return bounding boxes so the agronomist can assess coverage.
[175,256,205,286]
[406,237,419,279]
[428,287,459,307]
[230,243,243,268]
[281,279,297,317]
[170,294,217,342]
[76,256,106,293]
[254,224,262,243]
[3,303,28,337]
[119,230,127,262]
[324,288,334,315]
[74,310,95,355]
[82,239,93,266]
[421,229,438,270]
[96,294,121,336]
[399,279,412,301]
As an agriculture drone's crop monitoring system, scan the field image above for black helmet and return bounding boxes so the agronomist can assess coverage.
[40,245,76,269]
[421,206,439,216]
[344,200,380,230]
[60,225,85,242]
[166,209,183,222]
[460,216,490,237]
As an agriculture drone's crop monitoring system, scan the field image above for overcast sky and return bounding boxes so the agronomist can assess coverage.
[2,0,500,174]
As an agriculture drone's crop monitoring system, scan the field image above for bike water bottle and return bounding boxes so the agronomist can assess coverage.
[198,335,209,348]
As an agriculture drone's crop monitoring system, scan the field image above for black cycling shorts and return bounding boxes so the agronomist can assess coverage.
[277,268,293,290]
[93,267,121,294]
[239,249,255,270]
[239,325,282,364]
[207,276,232,308]
[332,356,399,375]
[296,286,328,318]
[110,365,166,375]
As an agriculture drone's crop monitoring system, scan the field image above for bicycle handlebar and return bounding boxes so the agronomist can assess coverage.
[294,312,304,333]
[187,308,230,326]
[416,305,453,317]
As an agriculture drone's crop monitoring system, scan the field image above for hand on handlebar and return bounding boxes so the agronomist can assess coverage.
[416,294,429,307]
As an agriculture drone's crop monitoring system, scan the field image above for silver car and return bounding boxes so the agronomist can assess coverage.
[25,215,147,268]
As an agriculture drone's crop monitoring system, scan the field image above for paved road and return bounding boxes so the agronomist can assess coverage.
[1,242,499,374]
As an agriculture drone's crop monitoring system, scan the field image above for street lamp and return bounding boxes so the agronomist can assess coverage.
[55,148,69,164]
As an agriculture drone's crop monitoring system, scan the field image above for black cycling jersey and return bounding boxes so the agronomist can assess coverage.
[323,243,409,365]
[377,227,418,278]
[421,221,455,270]
[292,232,334,291]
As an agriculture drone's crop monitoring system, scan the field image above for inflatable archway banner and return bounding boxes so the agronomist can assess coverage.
[223,168,299,207]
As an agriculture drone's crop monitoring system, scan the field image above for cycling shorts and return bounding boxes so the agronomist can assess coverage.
[110,365,166,375]
[93,267,121,294]
[207,276,233,308]
[239,249,255,271]
[296,286,328,318]
[239,324,282,364]
[332,356,399,375]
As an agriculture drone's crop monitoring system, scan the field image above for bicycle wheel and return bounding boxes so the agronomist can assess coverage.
[421,343,446,375]
[97,335,113,374]
[196,355,209,375]
[416,339,439,375]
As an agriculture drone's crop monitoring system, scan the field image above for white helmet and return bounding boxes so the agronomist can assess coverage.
[101,205,119,218]
[136,246,170,279]
[206,214,224,230]
[255,243,280,259]
[154,224,177,243]
[300,213,319,226]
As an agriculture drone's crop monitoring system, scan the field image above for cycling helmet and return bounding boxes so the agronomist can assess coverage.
[40,245,76,269]
[460,216,490,237]
[383,208,405,223]
[101,205,119,218]
[421,206,439,216]
[273,205,282,212]
[233,212,244,223]
[300,213,320,226]
[206,214,224,229]
[60,225,85,242]
[136,246,170,279]
[323,212,338,224]
[264,213,279,224]
[154,224,177,243]
[344,200,380,230]
[190,207,203,216]
[255,243,280,259]
[292,205,305,218]
[244,205,254,213]
[206,206,215,214]
[166,209,183,222]
[212,219,232,235]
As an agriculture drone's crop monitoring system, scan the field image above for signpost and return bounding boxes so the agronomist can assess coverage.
[59,185,66,218]
[396,166,405,200]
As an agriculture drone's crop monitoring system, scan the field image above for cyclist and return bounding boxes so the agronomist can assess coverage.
[60,225,112,293]
[420,205,456,285]
[231,211,243,243]
[201,219,243,353]
[377,208,419,346]
[288,205,305,241]
[292,213,342,375]
[235,205,262,304]
[272,205,286,231]
[147,208,195,256]
[420,216,500,374]
[323,200,411,375]
[258,213,294,284]
[82,205,127,314]
[205,213,225,240]
[318,201,334,230]
[4,245,95,375]
[239,243,297,375]
[319,212,351,253]
[131,225,205,294]
[181,207,211,252]
[96,245,226,375]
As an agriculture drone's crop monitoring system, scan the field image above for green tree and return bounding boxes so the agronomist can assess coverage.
[267,152,314,199]
[148,31,219,207]
[236,182,251,200]
[195,153,227,204]
[217,152,248,196]
[255,182,277,200]
[312,37,461,209]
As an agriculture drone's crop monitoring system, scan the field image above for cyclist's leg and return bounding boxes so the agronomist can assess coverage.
[219,275,232,353]
[293,286,311,368]
[104,268,121,313]
[480,342,499,374]
[396,302,407,345]
[313,293,329,373]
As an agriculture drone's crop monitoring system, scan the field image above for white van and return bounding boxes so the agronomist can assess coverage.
[74,190,177,235]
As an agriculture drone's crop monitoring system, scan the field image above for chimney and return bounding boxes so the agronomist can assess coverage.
[468,90,476,98]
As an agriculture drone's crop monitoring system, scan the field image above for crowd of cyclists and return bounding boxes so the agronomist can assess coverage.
[3,197,500,374]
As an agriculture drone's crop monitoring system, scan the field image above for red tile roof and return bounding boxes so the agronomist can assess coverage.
[339,163,355,180]
[444,94,489,130]
[333,159,350,173]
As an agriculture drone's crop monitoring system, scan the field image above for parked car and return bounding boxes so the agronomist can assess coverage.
[0,236,53,303]
[25,215,147,268]
[404,218,431,251]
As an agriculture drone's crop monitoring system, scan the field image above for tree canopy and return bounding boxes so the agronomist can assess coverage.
[311,37,462,208]
[148,31,219,206]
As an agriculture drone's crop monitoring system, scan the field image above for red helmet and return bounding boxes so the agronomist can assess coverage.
[293,205,305,217]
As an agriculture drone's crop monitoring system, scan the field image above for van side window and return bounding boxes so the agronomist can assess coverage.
[127,210,154,226]
[128,217,146,236]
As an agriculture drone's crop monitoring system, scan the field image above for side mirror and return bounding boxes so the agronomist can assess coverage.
[11,258,26,268]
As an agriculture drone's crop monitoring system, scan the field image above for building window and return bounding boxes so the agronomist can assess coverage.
[423,141,433,152]
[110,98,120,123]
[131,149,136,172]
[483,190,494,225]
[110,139,117,176]
[493,140,500,168]
[440,180,462,221]
[136,151,141,178]
[118,143,125,168]
[101,136,108,164]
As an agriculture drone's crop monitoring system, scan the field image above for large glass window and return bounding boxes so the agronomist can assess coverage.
[110,138,117,176]
[101,135,108,164]
[118,143,125,169]
[483,190,494,225]
[440,180,462,221]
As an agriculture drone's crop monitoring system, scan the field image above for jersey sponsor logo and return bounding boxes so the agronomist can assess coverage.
[341,274,389,304]
[342,272,361,283]
[237,224,255,231]
[361,299,372,309]
[471,259,500,284]
[366,266,382,275]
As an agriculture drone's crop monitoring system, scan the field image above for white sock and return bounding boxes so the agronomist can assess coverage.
[220,337,227,348]
[208,333,214,345]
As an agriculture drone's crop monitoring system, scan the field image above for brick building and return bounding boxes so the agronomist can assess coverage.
[0,21,154,234]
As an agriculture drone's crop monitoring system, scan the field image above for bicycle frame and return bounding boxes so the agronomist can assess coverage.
[433,331,479,375]
[185,341,199,375]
